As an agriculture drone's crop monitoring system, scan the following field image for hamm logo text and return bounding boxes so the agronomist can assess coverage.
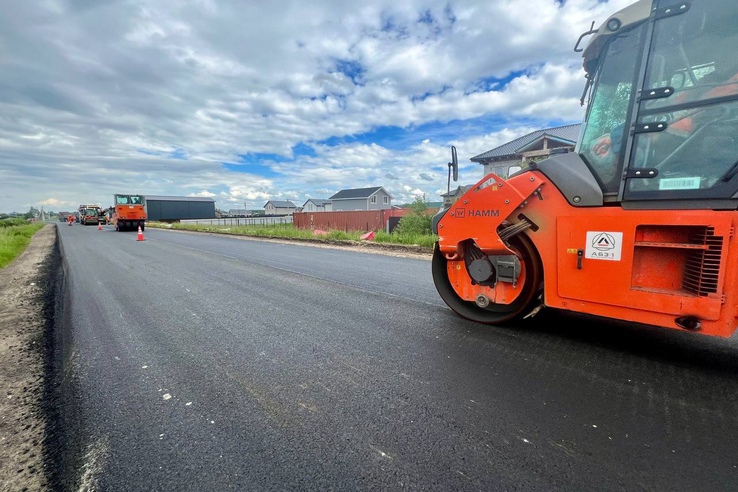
[454,208,500,218]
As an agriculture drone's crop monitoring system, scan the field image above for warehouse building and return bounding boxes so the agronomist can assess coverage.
[144,195,216,221]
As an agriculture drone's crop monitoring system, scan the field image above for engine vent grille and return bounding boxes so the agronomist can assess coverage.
[682,227,722,296]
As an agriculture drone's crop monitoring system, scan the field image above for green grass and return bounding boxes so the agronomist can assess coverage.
[372,231,437,248]
[148,221,438,249]
[0,220,45,269]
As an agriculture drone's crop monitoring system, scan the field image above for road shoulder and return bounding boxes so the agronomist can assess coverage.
[0,224,56,491]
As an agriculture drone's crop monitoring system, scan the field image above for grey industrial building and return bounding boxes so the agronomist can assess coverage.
[144,195,216,221]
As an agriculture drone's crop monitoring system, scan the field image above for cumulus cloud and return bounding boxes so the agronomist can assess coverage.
[0,0,632,212]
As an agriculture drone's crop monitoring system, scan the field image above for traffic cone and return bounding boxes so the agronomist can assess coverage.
[137,226,145,241]
[98,222,102,230]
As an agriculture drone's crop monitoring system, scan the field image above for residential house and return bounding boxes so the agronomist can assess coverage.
[329,186,393,211]
[227,209,250,217]
[471,123,581,179]
[301,199,333,212]
[440,185,471,207]
[264,200,297,216]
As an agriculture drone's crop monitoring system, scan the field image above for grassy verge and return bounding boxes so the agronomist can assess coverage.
[0,219,45,269]
[147,222,438,249]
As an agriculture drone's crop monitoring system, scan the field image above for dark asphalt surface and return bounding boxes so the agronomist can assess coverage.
[50,224,738,491]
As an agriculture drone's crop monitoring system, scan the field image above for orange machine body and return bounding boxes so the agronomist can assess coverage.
[113,194,147,232]
[436,171,738,338]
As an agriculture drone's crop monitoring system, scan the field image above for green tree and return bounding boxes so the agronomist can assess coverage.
[23,206,39,220]
[395,195,433,236]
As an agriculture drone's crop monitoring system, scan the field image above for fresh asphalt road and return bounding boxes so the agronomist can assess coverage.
[53,224,738,491]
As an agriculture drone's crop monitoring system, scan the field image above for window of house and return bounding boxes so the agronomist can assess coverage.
[371,196,377,204]
[383,196,388,204]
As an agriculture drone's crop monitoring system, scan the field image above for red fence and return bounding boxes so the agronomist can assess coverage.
[293,209,410,232]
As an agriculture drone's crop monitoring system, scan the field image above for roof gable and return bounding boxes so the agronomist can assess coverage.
[470,124,581,163]
[515,134,577,154]
[302,199,332,207]
[264,200,296,208]
[330,186,392,200]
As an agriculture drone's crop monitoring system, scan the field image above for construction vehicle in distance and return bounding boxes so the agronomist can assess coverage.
[432,0,738,338]
[78,205,106,226]
[112,194,147,232]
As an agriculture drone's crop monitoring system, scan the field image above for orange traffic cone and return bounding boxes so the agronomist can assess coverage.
[137,226,145,241]
[98,222,102,230]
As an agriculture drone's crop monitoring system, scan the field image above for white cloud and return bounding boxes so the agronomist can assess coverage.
[0,0,632,212]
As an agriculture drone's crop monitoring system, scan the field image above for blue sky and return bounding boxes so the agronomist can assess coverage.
[0,0,632,213]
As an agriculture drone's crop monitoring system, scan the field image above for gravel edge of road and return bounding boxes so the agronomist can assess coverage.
[0,224,60,492]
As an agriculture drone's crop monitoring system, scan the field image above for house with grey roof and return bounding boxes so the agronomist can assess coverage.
[471,123,581,179]
[329,186,393,211]
[264,200,297,216]
[440,185,471,207]
[301,199,333,213]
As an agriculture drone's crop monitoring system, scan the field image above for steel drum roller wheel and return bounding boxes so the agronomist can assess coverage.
[432,234,543,325]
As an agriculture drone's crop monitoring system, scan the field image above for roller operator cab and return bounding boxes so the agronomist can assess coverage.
[432,0,738,337]
[113,194,147,232]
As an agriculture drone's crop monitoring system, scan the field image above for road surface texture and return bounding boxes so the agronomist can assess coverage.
[4,223,738,491]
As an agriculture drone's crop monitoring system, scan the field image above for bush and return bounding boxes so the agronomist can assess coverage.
[394,196,433,236]
[0,218,29,228]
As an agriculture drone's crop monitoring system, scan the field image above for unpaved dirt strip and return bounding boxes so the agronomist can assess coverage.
[0,224,56,492]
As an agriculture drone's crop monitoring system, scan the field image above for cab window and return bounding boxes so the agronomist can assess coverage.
[577,24,644,193]
[626,0,738,196]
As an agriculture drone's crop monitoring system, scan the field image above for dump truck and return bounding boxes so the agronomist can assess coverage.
[112,194,147,232]
[432,0,738,338]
